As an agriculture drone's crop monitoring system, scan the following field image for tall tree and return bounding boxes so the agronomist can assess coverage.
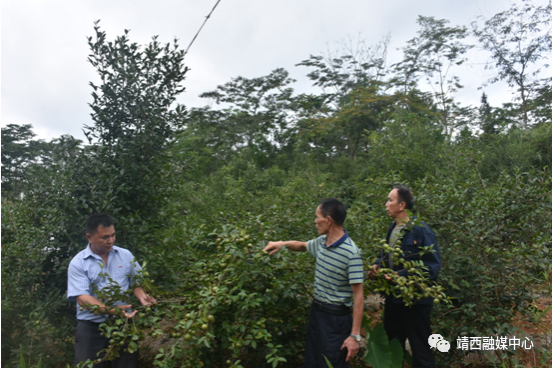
[472,0,552,129]
[294,36,399,159]
[295,85,437,160]
[86,21,188,222]
[478,92,497,135]
[529,84,552,125]
[194,68,295,165]
[296,35,390,111]
[394,16,472,136]
[1,124,51,198]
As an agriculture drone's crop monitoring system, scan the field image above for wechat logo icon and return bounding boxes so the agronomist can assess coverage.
[428,334,450,352]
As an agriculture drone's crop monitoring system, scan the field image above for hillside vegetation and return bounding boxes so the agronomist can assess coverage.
[2,3,552,367]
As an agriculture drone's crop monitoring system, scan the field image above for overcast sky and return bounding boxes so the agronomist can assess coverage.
[2,0,542,141]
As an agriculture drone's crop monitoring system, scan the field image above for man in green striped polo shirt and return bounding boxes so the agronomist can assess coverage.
[264,198,364,368]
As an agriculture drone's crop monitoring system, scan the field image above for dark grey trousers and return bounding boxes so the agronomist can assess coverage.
[304,303,352,368]
[75,320,138,368]
[383,300,436,368]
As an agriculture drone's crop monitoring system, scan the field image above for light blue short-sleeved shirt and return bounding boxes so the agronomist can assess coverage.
[307,231,364,307]
[67,244,141,322]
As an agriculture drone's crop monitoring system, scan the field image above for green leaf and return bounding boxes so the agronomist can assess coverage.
[364,323,392,368]
[323,355,334,368]
[129,341,138,353]
[20,354,27,368]
[389,339,404,368]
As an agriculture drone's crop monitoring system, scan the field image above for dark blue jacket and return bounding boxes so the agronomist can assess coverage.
[375,220,442,305]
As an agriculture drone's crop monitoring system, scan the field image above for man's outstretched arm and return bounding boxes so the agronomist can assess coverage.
[263,241,307,254]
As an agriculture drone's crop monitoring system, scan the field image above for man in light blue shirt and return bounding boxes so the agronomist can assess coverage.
[67,213,156,367]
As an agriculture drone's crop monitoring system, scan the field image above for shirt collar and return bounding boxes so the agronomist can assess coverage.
[392,216,417,231]
[83,243,118,259]
[326,230,349,248]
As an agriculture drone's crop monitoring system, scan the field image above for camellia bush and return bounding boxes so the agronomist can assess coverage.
[423,167,552,366]
[130,169,333,368]
[83,225,313,368]
[346,161,552,366]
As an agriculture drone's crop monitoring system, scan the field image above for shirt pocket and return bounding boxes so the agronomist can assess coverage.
[110,264,130,284]
[114,263,136,287]
[401,234,421,260]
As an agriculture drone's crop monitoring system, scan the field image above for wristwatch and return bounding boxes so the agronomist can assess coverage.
[350,334,361,342]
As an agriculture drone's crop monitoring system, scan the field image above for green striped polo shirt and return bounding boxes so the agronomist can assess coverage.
[307,231,364,307]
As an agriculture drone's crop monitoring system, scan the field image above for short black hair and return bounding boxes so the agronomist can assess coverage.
[86,213,115,235]
[319,198,346,226]
[394,185,414,210]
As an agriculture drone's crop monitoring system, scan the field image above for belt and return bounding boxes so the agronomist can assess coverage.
[312,300,352,316]
[77,319,104,326]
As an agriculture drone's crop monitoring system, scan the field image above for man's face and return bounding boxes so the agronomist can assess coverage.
[87,225,116,256]
[385,189,405,220]
[314,206,331,235]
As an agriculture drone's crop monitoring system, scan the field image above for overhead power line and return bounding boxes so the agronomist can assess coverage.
[184,0,223,56]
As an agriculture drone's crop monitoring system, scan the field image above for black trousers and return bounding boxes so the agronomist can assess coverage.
[383,300,436,368]
[304,303,352,368]
[75,320,138,368]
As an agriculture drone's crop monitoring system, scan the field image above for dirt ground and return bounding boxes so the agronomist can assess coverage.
[510,295,552,367]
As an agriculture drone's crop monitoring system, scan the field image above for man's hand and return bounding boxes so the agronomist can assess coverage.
[368,265,398,281]
[138,294,157,306]
[384,271,399,281]
[115,304,137,318]
[263,241,284,255]
[134,287,157,308]
[367,264,379,279]
[341,336,360,362]
[76,295,138,318]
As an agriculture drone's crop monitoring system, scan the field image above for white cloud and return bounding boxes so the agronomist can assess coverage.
[3,0,542,140]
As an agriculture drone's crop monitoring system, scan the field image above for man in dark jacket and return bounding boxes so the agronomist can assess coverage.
[368,185,441,368]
